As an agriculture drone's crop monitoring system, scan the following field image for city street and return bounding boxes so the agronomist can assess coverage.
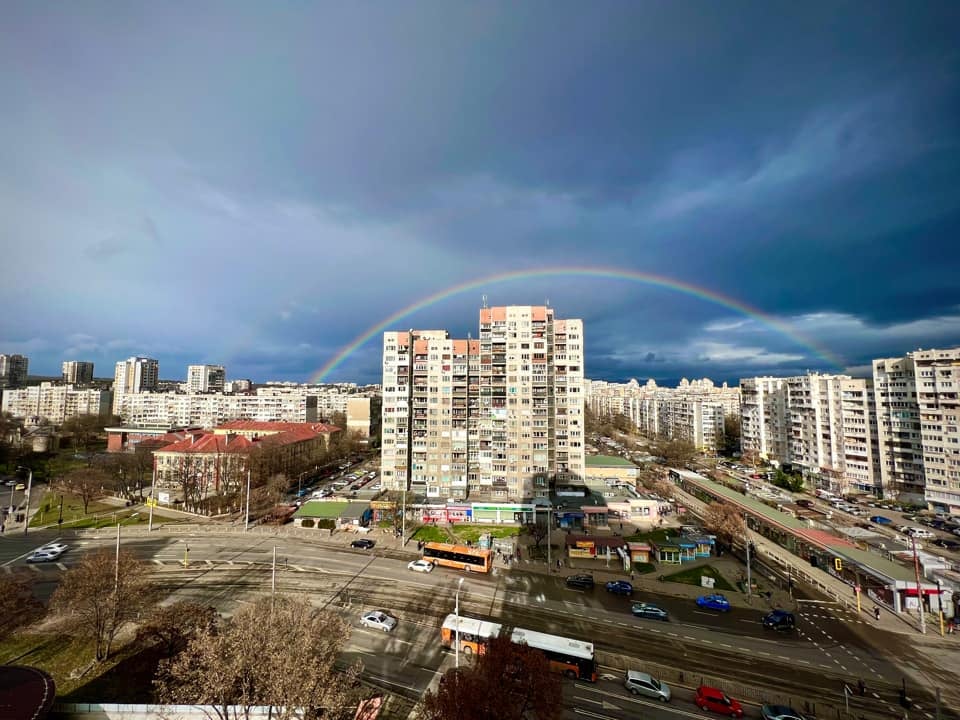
[4,529,955,719]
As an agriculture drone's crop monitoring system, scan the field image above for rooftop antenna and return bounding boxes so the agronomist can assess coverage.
[481,294,488,309]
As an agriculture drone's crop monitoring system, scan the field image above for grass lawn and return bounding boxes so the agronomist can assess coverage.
[632,562,657,574]
[411,525,451,543]
[662,563,736,592]
[452,525,520,544]
[626,528,676,544]
[29,491,178,529]
[0,631,163,701]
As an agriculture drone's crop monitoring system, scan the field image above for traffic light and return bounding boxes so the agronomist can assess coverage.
[834,558,843,572]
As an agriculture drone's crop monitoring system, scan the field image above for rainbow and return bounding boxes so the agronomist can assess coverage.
[309,266,843,383]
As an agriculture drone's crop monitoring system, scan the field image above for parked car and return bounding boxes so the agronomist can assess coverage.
[761,705,807,720]
[624,670,671,701]
[870,515,892,525]
[360,610,397,632]
[696,594,731,612]
[14,483,25,491]
[605,580,634,596]
[565,574,595,590]
[695,685,744,718]
[762,609,796,631]
[350,539,376,549]
[631,602,668,621]
[407,559,434,573]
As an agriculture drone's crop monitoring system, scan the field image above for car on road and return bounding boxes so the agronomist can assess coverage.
[624,670,671,701]
[605,580,634,596]
[933,539,960,551]
[360,610,397,632]
[565,574,595,590]
[407,559,434,573]
[695,685,744,717]
[350,539,376,549]
[38,542,68,555]
[762,609,796,631]
[630,602,668,621]
[696,594,731,612]
[870,515,892,525]
[14,483,25,491]
[761,705,807,720]
[26,548,63,563]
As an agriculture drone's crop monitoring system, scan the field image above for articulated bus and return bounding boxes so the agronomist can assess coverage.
[422,542,493,573]
[440,614,502,656]
[438,614,597,682]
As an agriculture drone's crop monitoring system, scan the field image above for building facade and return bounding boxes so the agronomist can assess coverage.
[1,382,113,424]
[114,388,319,426]
[742,373,883,497]
[61,361,95,385]
[186,364,226,393]
[586,377,740,454]
[380,305,585,501]
[112,357,159,414]
[0,354,29,388]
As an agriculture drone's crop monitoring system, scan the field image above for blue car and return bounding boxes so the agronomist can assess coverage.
[606,580,634,596]
[696,594,731,611]
[870,515,892,525]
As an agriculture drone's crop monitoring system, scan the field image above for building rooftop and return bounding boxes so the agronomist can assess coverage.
[586,454,636,468]
[293,501,349,519]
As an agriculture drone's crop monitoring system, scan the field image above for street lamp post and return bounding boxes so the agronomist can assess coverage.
[245,468,251,532]
[455,577,464,668]
[17,467,32,536]
[936,578,944,637]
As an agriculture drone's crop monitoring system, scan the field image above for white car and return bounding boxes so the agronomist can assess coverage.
[407,559,434,573]
[361,610,397,632]
[27,548,64,563]
[38,542,68,555]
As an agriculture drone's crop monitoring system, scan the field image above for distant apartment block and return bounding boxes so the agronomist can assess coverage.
[187,364,226,393]
[741,373,882,497]
[586,378,740,454]
[346,396,372,438]
[61,360,95,385]
[380,305,585,501]
[0,354,29,388]
[224,379,252,393]
[114,387,319,426]
[112,356,159,414]
[1,382,112,424]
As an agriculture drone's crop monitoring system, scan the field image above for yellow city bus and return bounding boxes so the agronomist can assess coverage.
[422,542,493,573]
[440,614,502,655]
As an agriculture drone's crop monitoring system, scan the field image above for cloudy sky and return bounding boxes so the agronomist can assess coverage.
[2,2,959,386]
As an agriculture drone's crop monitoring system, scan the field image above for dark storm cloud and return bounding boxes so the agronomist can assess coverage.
[1,2,958,382]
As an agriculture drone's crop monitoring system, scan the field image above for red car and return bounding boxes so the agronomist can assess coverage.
[695,686,744,718]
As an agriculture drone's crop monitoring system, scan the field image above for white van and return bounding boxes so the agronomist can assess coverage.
[906,527,935,539]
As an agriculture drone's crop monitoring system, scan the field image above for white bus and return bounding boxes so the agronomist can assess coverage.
[510,627,597,681]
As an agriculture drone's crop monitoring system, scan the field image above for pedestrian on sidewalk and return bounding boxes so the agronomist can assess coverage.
[857,679,866,697]
[874,606,881,621]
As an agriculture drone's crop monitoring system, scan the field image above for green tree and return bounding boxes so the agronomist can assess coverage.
[655,438,698,467]
[722,415,741,456]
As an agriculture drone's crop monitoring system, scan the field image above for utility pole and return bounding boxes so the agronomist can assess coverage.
[148,490,154,532]
[936,578,944,637]
[115,523,121,593]
[271,546,277,602]
[245,468,251,532]
[745,516,752,599]
[18,467,33,536]
[546,506,552,570]
[911,536,926,634]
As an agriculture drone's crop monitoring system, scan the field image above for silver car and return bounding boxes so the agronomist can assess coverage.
[624,670,671,701]
[360,610,397,632]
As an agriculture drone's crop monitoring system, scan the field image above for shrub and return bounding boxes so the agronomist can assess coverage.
[300,518,315,528]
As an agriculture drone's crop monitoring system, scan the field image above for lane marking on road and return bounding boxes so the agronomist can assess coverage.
[719,643,732,648]
[56,562,67,571]
[573,709,615,720]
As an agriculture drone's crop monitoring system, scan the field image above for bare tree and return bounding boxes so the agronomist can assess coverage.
[703,501,746,546]
[0,570,43,641]
[137,601,218,658]
[61,414,106,453]
[522,521,548,551]
[420,634,562,720]
[59,467,108,514]
[155,595,362,720]
[51,548,155,661]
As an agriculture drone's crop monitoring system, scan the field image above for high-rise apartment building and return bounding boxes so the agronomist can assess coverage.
[874,347,960,511]
[62,360,95,385]
[380,305,585,501]
[741,373,882,496]
[187,364,226,393]
[112,357,159,415]
[2,382,112,424]
[0,354,29,388]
